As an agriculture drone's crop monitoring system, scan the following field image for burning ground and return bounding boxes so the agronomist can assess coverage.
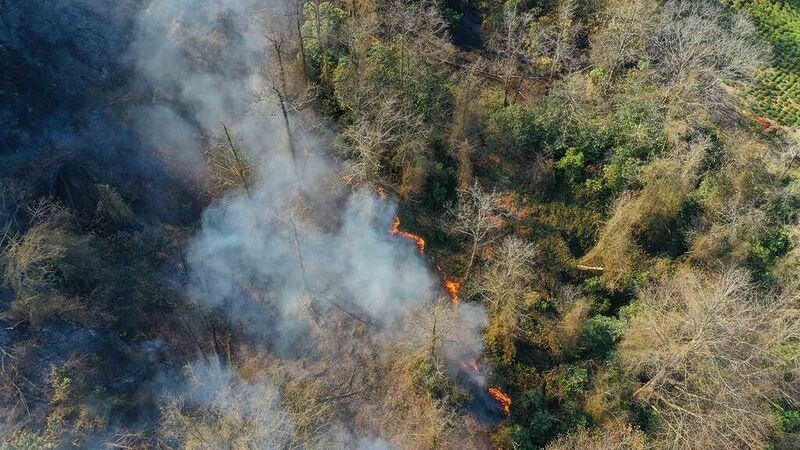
[0,0,510,447]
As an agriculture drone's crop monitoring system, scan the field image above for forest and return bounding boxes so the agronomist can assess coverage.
[1,0,800,448]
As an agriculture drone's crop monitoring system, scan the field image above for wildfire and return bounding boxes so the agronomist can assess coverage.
[434,265,462,305]
[443,277,461,304]
[460,359,479,373]
[461,359,512,416]
[488,386,512,415]
[388,214,510,417]
[390,216,426,252]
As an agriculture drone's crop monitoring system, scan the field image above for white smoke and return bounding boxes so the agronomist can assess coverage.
[127,0,492,444]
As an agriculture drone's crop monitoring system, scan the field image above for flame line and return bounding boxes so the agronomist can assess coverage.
[390,216,425,252]
[388,216,461,303]
[388,215,509,415]
[488,386,512,415]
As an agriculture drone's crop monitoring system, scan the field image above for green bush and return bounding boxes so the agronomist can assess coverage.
[492,424,537,450]
[557,148,586,185]
[580,315,626,359]
[485,104,542,157]
[748,228,791,281]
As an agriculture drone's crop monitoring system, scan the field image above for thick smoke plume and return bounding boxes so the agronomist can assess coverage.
[126,0,488,358]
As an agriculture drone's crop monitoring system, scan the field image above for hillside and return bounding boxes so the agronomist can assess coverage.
[1,0,800,449]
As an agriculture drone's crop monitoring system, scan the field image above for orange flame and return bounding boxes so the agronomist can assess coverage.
[444,278,461,304]
[390,218,461,304]
[460,359,479,372]
[435,265,461,305]
[388,214,509,416]
[488,386,512,415]
[390,216,425,252]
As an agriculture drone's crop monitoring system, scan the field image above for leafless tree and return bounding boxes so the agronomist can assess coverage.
[0,181,27,250]
[204,123,253,195]
[486,2,535,106]
[545,421,646,450]
[648,0,768,115]
[781,129,800,178]
[349,301,484,450]
[444,182,504,280]
[290,0,309,81]
[543,286,590,356]
[339,96,431,192]
[534,0,580,80]
[448,62,487,189]
[470,237,537,360]
[382,0,454,69]
[260,21,319,185]
[590,0,660,74]
[3,203,72,294]
[160,358,323,450]
[267,32,300,171]
[619,267,800,449]
[474,236,537,313]
[686,133,780,266]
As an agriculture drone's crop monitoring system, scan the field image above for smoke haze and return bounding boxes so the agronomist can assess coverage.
[0,0,495,446]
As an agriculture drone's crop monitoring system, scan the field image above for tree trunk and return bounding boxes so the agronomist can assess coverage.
[502,71,511,107]
[288,215,310,293]
[463,236,479,282]
[296,18,309,81]
[271,40,302,183]
[221,122,250,194]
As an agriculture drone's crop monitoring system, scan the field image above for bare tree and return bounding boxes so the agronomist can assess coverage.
[291,0,309,81]
[382,0,454,69]
[648,0,768,115]
[3,201,74,294]
[781,130,800,178]
[0,181,27,250]
[474,237,537,313]
[470,236,537,360]
[619,267,800,449]
[534,0,580,80]
[261,21,319,185]
[590,0,660,74]
[356,301,485,450]
[267,33,300,173]
[448,63,487,189]
[204,123,253,195]
[444,182,504,280]
[160,358,321,450]
[545,421,645,450]
[486,2,535,106]
[339,96,431,193]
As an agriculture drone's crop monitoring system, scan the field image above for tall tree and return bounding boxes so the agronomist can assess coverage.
[486,2,535,106]
[444,182,505,280]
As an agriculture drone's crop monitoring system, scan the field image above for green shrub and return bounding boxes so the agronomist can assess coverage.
[580,315,626,359]
[492,424,537,450]
[556,148,586,185]
[485,104,542,157]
